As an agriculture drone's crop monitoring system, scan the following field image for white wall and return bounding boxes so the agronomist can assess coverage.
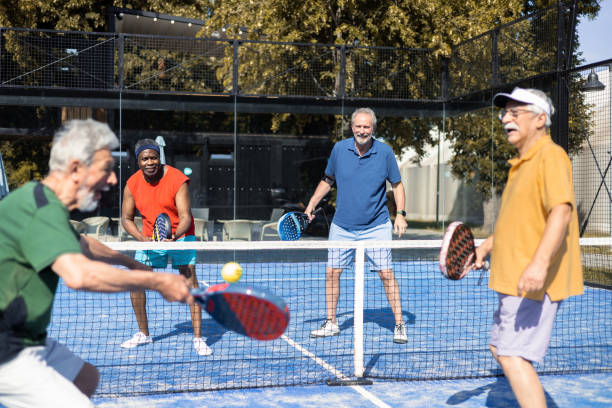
[572,68,611,234]
[398,137,483,224]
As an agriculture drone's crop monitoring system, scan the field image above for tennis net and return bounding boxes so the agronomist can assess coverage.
[48,239,612,396]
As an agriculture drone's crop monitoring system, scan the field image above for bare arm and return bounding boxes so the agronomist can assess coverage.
[121,186,149,242]
[391,182,407,238]
[80,235,149,270]
[475,235,494,268]
[52,253,193,304]
[518,203,572,295]
[173,182,192,240]
[305,180,332,221]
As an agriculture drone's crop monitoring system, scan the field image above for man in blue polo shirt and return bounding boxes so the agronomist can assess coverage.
[305,107,408,344]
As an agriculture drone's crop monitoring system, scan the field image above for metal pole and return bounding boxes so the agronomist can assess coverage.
[353,245,365,378]
[609,64,612,240]
[435,126,440,224]
[233,40,239,220]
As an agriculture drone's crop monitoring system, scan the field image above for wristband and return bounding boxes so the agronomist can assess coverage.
[396,210,406,216]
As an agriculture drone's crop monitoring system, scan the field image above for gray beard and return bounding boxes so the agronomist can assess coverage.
[76,186,99,212]
[354,135,371,146]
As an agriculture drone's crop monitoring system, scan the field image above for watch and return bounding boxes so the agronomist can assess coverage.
[397,210,406,216]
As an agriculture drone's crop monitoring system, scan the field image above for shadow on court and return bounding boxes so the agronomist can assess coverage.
[446,377,559,407]
[335,308,416,333]
[151,319,228,347]
[303,308,415,334]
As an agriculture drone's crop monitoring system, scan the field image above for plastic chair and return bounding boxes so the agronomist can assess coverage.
[269,208,284,222]
[260,208,284,240]
[69,219,87,234]
[118,216,143,241]
[81,216,110,240]
[222,220,254,241]
[193,218,209,241]
[191,208,209,220]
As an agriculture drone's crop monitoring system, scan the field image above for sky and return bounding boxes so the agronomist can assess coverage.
[577,1,612,65]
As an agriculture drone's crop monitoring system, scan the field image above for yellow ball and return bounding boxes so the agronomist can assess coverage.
[221,262,242,283]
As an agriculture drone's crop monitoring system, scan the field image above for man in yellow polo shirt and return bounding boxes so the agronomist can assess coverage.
[474,87,583,408]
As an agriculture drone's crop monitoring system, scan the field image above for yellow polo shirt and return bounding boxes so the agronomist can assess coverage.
[490,135,583,301]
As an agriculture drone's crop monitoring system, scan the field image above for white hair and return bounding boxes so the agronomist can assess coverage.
[523,88,555,128]
[49,119,119,172]
[351,107,377,129]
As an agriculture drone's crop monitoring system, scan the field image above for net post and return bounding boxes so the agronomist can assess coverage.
[353,244,365,378]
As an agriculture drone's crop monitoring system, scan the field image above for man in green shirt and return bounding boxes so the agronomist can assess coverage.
[0,119,193,408]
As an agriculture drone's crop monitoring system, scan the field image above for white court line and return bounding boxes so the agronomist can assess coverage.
[281,335,391,408]
[199,279,390,407]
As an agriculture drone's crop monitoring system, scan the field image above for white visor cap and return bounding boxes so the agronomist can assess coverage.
[493,87,551,118]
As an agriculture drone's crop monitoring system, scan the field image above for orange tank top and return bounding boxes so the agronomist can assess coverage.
[126,165,195,238]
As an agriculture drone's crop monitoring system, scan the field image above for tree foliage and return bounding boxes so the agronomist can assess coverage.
[0,0,214,189]
[445,1,600,202]
[0,138,50,187]
[0,1,212,32]
[200,0,531,153]
[0,0,602,201]
[201,0,600,184]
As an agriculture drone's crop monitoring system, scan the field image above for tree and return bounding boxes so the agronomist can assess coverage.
[0,0,215,189]
[201,0,601,227]
[445,1,600,229]
[0,0,602,209]
[0,1,212,32]
[0,138,50,188]
[200,0,530,151]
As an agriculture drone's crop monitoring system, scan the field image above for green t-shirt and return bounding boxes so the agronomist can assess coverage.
[0,181,81,361]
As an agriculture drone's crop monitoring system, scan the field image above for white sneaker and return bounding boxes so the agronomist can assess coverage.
[120,332,152,349]
[310,319,340,338]
[193,337,212,356]
[393,323,408,344]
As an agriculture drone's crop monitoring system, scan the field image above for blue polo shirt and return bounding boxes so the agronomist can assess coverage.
[325,137,401,229]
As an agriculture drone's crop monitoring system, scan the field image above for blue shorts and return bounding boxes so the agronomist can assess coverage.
[327,221,392,271]
[490,292,561,364]
[135,235,196,269]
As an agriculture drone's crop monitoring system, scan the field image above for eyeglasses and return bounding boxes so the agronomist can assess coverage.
[498,108,533,121]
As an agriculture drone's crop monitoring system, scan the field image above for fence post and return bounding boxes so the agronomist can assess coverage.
[117,34,124,90]
[339,45,346,99]
[0,28,3,84]
[554,2,569,151]
[232,39,239,96]
[491,29,499,88]
[441,57,449,100]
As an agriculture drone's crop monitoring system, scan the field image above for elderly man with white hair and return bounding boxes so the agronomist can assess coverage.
[305,107,409,344]
[0,119,194,408]
[474,88,583,408]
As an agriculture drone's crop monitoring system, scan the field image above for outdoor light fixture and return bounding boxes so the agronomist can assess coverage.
[584,68,605,91]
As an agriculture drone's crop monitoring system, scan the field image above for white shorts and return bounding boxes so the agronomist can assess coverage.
[0,338,93,408]
[327,221,393,270]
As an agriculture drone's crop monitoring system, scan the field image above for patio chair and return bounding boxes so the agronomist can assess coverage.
[193,218,209,241]
[222,220,254,241]
[81,216,110,240]
[260,208,285,240]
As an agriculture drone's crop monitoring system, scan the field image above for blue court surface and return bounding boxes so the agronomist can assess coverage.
[39,251,612,407]
[92,373,612,407]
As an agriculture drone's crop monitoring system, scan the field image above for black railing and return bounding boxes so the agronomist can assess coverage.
[0,4,570,105]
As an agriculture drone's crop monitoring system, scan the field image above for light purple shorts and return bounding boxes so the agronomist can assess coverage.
[327,221,392,271]
[490,292,561,364]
